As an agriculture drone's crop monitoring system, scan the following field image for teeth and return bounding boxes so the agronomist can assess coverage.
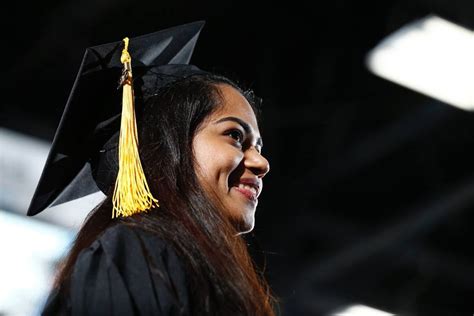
[238,183,257,194]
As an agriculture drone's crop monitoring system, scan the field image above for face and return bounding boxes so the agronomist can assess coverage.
[192,84,270,234]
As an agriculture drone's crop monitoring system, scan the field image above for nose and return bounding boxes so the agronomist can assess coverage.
[244,147,270,178]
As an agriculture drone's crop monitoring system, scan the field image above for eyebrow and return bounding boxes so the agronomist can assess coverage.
[214,116,263,147]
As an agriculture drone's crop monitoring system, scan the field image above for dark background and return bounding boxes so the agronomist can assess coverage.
[3,1,474,315]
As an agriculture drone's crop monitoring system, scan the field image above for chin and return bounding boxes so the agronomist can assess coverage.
[234,210,255,235]
[237,223,254,235]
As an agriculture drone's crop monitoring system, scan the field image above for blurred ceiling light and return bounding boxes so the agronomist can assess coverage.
[366,14,474,110]
[330,304,394,316]
[0,128,95,229]
[0,209,73,315]
[0,128,49,214]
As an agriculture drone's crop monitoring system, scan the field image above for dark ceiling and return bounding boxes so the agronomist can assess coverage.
[3,0,474,315]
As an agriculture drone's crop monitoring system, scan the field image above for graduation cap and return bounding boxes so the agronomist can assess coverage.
[27,21,208,218]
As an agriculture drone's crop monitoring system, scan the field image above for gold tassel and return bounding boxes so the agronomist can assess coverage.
[112,37,159,218]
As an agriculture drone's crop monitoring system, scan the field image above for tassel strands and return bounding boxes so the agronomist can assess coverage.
[112,37,159,218]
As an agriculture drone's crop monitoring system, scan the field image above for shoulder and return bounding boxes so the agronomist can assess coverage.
[91,223,172,262]
[69,223,190,315]
[76,223,181,282]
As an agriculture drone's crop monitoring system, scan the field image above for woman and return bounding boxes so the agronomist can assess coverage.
[33,23,278,316]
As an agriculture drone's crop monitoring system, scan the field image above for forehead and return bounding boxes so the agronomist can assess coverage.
[213,84,259,131]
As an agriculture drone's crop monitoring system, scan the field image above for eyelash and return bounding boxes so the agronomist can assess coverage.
[225,129,263,154]
[226,129,244,144]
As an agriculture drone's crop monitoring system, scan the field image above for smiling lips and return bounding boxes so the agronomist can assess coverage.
[232,179,261,202]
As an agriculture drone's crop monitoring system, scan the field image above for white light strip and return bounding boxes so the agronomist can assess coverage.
[366,15,474,110]
[330,304,394,316]
[0,209,74,315]
[0,128,96,229]
[35,191,105,230]
[0,128,50,213]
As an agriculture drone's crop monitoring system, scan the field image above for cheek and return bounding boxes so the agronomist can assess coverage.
[193,137,242,185]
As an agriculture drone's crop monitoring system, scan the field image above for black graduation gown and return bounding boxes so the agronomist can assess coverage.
[41,224,191,316]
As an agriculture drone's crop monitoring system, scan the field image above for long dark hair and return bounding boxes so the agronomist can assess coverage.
[54,72,279,315]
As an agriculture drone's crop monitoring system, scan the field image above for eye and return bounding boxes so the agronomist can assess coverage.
[226,129,244,144]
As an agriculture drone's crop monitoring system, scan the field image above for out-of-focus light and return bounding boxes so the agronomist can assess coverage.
[35,190,105,229]
[0,128,49,213]
[330,304,394,316]
[366,15,474,110]
[0,127,97,229]
[0,209,74,316]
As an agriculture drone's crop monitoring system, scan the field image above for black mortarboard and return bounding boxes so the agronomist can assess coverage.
[27,21,207,217]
